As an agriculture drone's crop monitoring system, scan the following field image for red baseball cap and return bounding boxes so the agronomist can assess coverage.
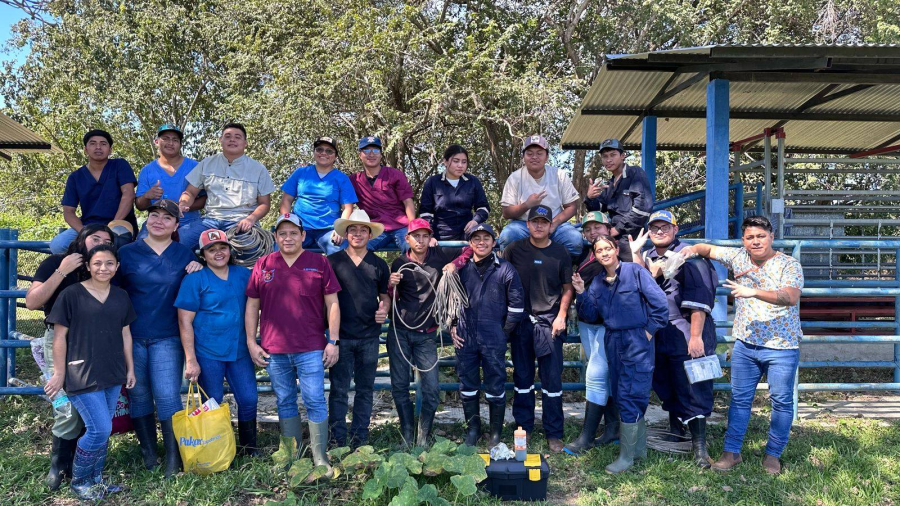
[406,218,433,235]
[198,229,229,251]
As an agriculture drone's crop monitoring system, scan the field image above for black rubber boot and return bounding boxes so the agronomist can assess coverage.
[594,403,620,445]
[662,412,687,442]
[564,401,604,456]
[238,419,259,457]
[416,409,436,448]
[487,402,505,448]
[131,414,159,470]
[688,418,712,468]
[397,404,416,447]
[159,419,182,479]
[461,398,482,447]
[46,436,78,491]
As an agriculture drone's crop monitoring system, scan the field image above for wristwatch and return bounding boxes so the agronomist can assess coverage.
[327,338,340,346]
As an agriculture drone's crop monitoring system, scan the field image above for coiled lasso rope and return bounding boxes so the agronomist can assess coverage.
[226,225,275,267]
[391,262,469,373]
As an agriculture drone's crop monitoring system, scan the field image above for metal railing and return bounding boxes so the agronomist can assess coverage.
[1,233,898,422]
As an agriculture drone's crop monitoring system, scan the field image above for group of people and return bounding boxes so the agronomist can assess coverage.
[28,124,803,500]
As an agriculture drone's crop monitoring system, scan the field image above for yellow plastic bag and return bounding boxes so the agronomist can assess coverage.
[172,382,236,475]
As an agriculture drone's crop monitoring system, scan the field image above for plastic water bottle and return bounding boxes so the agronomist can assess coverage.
[514,426,527,461]
[42,373,72,419]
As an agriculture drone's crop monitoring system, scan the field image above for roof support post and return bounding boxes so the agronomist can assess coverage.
[641,115,658,200]
[705,79,730,240]
[706,79,730,336]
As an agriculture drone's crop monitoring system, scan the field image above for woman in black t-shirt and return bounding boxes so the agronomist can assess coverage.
[45,245,136,501]
[25,223,113,491]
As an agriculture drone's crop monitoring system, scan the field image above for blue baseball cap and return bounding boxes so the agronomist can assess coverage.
[156,124,183,140]
[648,210,677,226]
[466,223,496,241]
[358,136,382,150]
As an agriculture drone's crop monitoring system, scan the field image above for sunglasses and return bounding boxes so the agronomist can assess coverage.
[360,148,381,154]
[315,147,336,155]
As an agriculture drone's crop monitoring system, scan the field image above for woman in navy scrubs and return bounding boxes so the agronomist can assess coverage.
[117,199,200,477]
[573,235,667,474]
[175,229,257,456]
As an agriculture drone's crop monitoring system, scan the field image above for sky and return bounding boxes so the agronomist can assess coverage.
[1,4,29,107]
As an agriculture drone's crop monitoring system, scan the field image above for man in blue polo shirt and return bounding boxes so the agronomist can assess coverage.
[135,124,205,248]
[279,136,358,255]
[50,129,137,254]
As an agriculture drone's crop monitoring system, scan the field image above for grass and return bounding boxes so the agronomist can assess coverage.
[3,328,900,504]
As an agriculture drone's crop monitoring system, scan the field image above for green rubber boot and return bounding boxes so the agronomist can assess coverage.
[307,420,334,482]
[635,417,647,460]
[605,422,638,475]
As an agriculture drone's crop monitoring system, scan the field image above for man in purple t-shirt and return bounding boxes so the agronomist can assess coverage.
[349,136,416,252]
[245,213,340,480]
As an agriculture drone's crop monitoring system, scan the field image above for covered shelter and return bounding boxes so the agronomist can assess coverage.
[0,111,59,160]
[561,43,900,241]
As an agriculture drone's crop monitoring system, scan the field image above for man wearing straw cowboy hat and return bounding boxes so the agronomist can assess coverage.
[326,209,391,448]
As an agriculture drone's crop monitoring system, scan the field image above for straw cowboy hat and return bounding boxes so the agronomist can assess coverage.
[333,209,385,238]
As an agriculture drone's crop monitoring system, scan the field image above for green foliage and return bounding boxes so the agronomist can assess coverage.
[4,0,897,233]
[272,434,488,504]
[271,436,299,469]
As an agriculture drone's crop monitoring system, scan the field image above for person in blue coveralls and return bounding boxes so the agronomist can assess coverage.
[450,223,524,448]
[583,138,654,262]
[279,136,358,255]
[117,199,202,478]
[419,144,491,256]
[135,124,205,248]
[175,229,258,456]
[633,210,718,467]
[573,234,668,474]
[502,204,574,454]
[50,129,138,254]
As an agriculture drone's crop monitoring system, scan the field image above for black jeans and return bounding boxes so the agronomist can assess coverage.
[328,338,379,446]
[387,327,440,415]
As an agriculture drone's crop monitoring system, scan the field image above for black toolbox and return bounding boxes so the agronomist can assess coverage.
[478,454,550,501]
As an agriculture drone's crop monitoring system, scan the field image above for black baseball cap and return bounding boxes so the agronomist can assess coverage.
[147,199,181,222]
[527,205,553,222]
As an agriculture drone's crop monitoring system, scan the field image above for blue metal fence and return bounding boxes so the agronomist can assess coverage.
[1,233,898,422]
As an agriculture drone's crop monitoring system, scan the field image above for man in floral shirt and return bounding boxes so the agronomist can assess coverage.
[680,216,803,475]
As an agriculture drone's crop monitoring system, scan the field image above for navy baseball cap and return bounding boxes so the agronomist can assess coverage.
[156,124,183,140]
[648,210,677,226]
[527,205,553,222]
[358,136,382,150]
[599,138,624,153]
[466,223,496,241]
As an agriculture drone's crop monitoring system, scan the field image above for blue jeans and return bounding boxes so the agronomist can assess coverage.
[137,218,204,250]
[367,227,409,253]
[49,228,79,254]
[69,385,120,451]
[328,338,379,446]
[497,220,583,256]
[386,327,439,415]
[130,337,185,421]
[200,217,239,232]
[724,340,800,458]
[196,354,259,421]
[302,228,347,256]
[578,321,609,406]
[266,351,327,423]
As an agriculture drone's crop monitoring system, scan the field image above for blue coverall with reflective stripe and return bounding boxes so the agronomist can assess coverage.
[576,261,668,423]
[456,254,524,405]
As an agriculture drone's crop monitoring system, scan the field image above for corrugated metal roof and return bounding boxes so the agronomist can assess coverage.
[561,44,900,154]
[0,112,60,159]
